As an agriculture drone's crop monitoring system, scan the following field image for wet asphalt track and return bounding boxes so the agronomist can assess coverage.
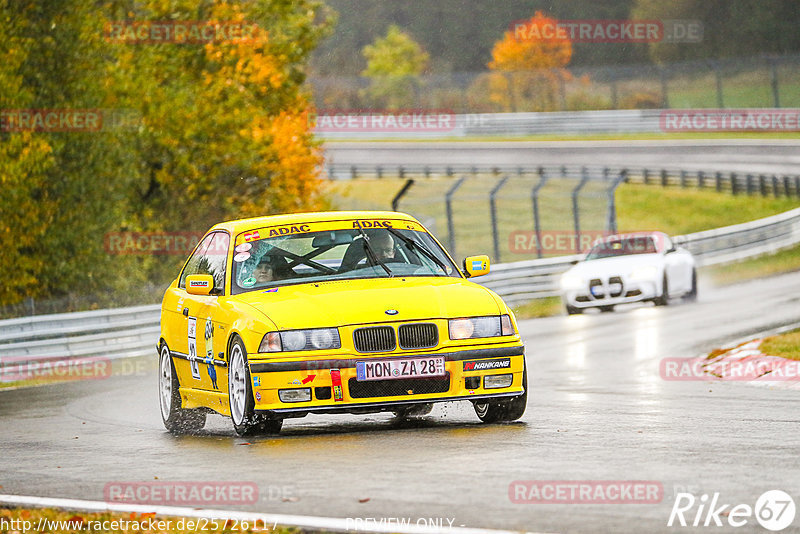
[323,140,800,176]
[2,271,800,533]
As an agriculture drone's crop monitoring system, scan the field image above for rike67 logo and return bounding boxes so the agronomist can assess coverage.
[669,490,796,531]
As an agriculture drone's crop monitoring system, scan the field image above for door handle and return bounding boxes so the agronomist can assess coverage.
[182,307,189,317]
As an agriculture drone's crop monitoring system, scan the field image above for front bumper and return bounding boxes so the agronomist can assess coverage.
[563,277,658,309]
[248,344,525,415]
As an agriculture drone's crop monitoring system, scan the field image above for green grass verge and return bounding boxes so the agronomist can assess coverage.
[701,243,800,286]
[512,296,563,320]
[760,330,800,361]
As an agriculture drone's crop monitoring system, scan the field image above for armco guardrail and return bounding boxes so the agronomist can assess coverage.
[1,206,799,375]
[315,110,665,140]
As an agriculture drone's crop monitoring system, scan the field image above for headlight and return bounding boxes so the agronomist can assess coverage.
[560,273,583,290]
[259,328,341,352]
[630,265,659,281]
[449,316,512,340]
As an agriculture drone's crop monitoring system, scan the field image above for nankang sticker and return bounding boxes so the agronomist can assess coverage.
[463,358,511,372]
[233,251,251,262]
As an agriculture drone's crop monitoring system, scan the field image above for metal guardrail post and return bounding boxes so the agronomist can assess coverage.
[713,60,724,108]
[783,176,791,197]
[698,171,705,189]
[391,179,415,211]
[680,170,687,188]
[606,169,628,234]
[773,175,780,198]
[731,173,738,195]
[350,166,357,180]
[445,176,467,258]
[716,172,723,192]
[746,174,755,195]
[531,167,549,259]
[661,169,668,187]
[643,168,650,185]
[489,175,511,263]
[770,58,781,108]
[759,174,767,196]
[572,167,591,254]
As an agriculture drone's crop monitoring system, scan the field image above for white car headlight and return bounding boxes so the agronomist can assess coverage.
[630,265,659,281]
[560,273,583,290]
[259,328,341,352]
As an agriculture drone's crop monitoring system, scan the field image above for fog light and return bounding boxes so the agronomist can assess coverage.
[278,388,311,403]
[484,374,513,389]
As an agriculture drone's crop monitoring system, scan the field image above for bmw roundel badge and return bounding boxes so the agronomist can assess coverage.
[385,309,399,315]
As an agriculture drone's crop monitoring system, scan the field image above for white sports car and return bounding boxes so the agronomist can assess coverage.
[560,232,697,314]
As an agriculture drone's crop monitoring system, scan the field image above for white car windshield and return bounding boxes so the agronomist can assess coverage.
[231,227,460,294]
[585,236,658,260]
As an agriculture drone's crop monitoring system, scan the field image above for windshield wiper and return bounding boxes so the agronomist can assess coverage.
[354,222,393,277]
[386,228,449,275]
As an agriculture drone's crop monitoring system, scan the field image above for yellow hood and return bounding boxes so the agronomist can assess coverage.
[234,277,502,330]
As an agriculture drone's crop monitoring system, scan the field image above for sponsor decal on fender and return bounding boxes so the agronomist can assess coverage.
[463,358,512,372]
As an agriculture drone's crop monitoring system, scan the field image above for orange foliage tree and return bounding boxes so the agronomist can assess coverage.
[485,11,573,111]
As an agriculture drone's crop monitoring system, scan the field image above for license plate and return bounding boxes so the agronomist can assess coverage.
[356,356,446,381]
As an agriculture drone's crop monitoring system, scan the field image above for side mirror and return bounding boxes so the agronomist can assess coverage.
[186,274,214,295]
[463,255,490,278]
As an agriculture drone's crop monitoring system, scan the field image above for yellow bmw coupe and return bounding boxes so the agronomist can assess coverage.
[158,211,527,435]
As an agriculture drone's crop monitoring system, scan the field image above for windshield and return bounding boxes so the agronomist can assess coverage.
[231,226,460,294]
[585,236,658,260]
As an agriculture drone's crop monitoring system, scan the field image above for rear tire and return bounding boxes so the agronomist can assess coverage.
[684,269,698,302]
[159,343,206,433]
[474,361,528,423]
[654,274,669,306]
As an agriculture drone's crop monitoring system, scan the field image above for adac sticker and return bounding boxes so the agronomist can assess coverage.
[235,242,252,253]
[471,259,485,271]
[234,252,251,262]
[243,231,261,242]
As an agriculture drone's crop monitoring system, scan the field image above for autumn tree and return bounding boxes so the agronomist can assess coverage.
[484,11,573,111]
[0,0,333,309]
[361,25,429,108]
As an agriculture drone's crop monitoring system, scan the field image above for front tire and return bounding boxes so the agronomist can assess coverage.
[654,274,669,306]
[159,343,206,433]
[566,304,583,315]
[474,361,528,423]
[684,269,698,302]
[228,337,274,436]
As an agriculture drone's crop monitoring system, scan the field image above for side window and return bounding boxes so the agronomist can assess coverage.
[206,232,230,292]
[179,232,216,289]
